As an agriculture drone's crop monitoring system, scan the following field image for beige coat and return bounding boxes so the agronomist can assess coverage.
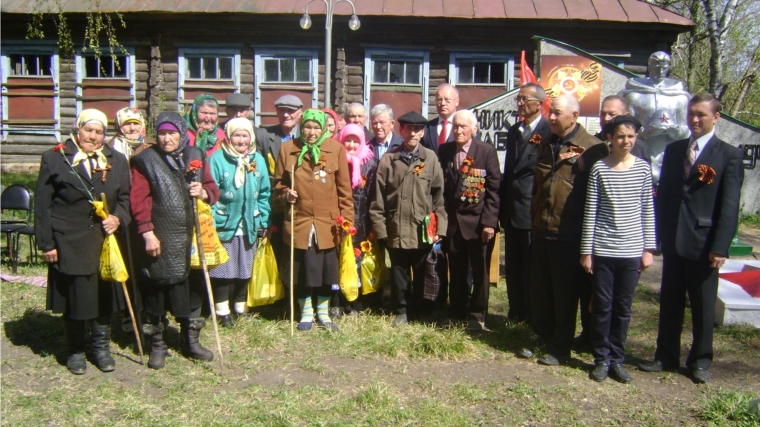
[274,137,354,250]
[369,145,447,249]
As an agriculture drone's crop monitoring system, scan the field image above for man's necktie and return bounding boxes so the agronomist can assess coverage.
[684,140,698,177]
[438,119,448,146]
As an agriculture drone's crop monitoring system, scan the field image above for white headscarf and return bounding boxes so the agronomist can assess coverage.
[222,118,257,188]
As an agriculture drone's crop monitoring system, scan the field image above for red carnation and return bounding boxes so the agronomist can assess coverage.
[353,247,362,257]
[336,215,345,225]
[188,159,203,171]
[349,226,357,236]
[53,143,66,153]
[268,224,279,233]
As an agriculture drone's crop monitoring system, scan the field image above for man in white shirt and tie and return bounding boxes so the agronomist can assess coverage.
[368,104,403,159]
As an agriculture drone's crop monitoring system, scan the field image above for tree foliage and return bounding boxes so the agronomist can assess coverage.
[25,0,127,63]
[650,0,760,126]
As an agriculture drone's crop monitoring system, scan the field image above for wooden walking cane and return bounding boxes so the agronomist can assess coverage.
[289,164,295,337]
[192,197,225,376]
[100,194,144,365]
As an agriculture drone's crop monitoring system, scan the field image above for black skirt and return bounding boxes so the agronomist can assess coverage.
[46,268,125,320]
[282,243,339,288]
[140,273,205,318]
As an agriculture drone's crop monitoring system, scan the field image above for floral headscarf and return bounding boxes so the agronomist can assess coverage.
[70,108,109,171]
[222,118,257,188]
[338,123,374,189]
[296,109,329,167]
[184,94,220,152]
[155,111,191,171]
[113,107,147,157]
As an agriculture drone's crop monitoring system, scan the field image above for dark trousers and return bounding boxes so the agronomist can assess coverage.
[504,224,531,322]
[578,267,593,339]
[529,238,587,358]
[590,256,640,365]
[211,278,248,313]
[655,253,719,370]
[388,247,432,317]
[447,228,496,322]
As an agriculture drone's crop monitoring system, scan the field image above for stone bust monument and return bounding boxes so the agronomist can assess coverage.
[618,51,691,181]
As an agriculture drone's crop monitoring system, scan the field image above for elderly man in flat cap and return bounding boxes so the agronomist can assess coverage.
[370,111,447,326]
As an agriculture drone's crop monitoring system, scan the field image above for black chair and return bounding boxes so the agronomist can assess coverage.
[1,184,34,272]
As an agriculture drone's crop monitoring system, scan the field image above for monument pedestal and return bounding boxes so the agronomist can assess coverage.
[716,260,760,328]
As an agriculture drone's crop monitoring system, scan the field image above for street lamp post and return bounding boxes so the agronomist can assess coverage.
[300,0,360,109]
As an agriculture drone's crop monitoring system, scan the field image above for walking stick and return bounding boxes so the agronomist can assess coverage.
[123,222,146,365]
[289,164,295,337]
[100,194,144,365]
[192,197,224,376]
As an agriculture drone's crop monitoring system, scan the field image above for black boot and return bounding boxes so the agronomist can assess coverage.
[180,317,214,361]
[142,320,168,370]
[90,316,116,372]
[63,319,87,375]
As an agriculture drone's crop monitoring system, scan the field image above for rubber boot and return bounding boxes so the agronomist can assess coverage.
[143,318,169,370]
[63,319,87,375]
[90,316,115,372]
[180,317,214,361]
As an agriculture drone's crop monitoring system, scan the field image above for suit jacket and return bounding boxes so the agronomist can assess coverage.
[368,133,404,160]
[500,117,553,230]
[363,127,375,144]
[421,117,455,156]
[656,134,744,261]
[274,137,354,250]
[35,139,131,276]
[439,138,501,241]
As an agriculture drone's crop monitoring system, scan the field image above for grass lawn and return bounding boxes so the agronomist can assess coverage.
[2,171,759,426]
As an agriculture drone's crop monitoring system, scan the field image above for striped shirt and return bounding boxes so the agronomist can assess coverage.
[581,157,656,258]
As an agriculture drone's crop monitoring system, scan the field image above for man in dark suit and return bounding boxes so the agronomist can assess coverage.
[594,95,652,164]
[439,110,501,331]
[499,83,553,324]
[640,93,744,384]
[421,84,458,156]
[368,104,403,159]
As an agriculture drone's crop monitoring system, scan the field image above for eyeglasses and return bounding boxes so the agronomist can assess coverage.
[435,98,458,105]
[516,96,541,104]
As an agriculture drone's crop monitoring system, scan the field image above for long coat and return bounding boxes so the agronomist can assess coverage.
[274,137,354,250]
[369,145,447,249]
[35,139,131,276]
[499,117,553,230]
[439,138,501,241]
[656,135,744,261]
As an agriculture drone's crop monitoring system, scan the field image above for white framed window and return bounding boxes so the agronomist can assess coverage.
[1,43,60,140]
[449,53,514,88]
[75,47,135,115]
[264,57,312,83]
[254,48,318,126]
[178,47,241,112]
[363,49,430,117]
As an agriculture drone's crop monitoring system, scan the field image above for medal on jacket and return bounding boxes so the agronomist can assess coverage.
[460,159,486,203]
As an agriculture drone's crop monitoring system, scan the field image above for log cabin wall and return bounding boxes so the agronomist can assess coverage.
[0,12,687,170]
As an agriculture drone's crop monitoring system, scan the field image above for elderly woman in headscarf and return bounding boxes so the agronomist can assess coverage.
[130,111,220,370]
[330,123,378,316]
[208,118,271,326]
[185,93,226,157]
[323,108,340,138]
[109,107,155,159]
[274,109,354,332]
[35,109,131,375]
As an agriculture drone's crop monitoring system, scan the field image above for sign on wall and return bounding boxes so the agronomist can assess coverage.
[540,56,603,117]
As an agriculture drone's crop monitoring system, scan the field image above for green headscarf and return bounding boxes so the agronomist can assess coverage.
[185,93,220,152]
[297,109,329,167]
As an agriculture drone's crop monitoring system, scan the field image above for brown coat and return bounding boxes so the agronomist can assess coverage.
[274,137,354,250]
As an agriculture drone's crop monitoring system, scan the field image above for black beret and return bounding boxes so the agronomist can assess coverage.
[397,111,428,126]
[602,115,642,137]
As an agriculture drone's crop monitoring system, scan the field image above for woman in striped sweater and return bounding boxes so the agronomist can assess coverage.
[580,115,656,383]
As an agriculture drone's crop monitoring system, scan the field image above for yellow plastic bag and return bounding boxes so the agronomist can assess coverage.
[360,241,387,295]
[190,199,229,269]
[247,237,284,307]
[339,234,359,302]
[92,200,129,283]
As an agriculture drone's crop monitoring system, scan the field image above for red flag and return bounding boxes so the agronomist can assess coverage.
[520,51,551,119]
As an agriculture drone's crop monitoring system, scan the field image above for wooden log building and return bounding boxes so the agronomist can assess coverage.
[0,0,693,169]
